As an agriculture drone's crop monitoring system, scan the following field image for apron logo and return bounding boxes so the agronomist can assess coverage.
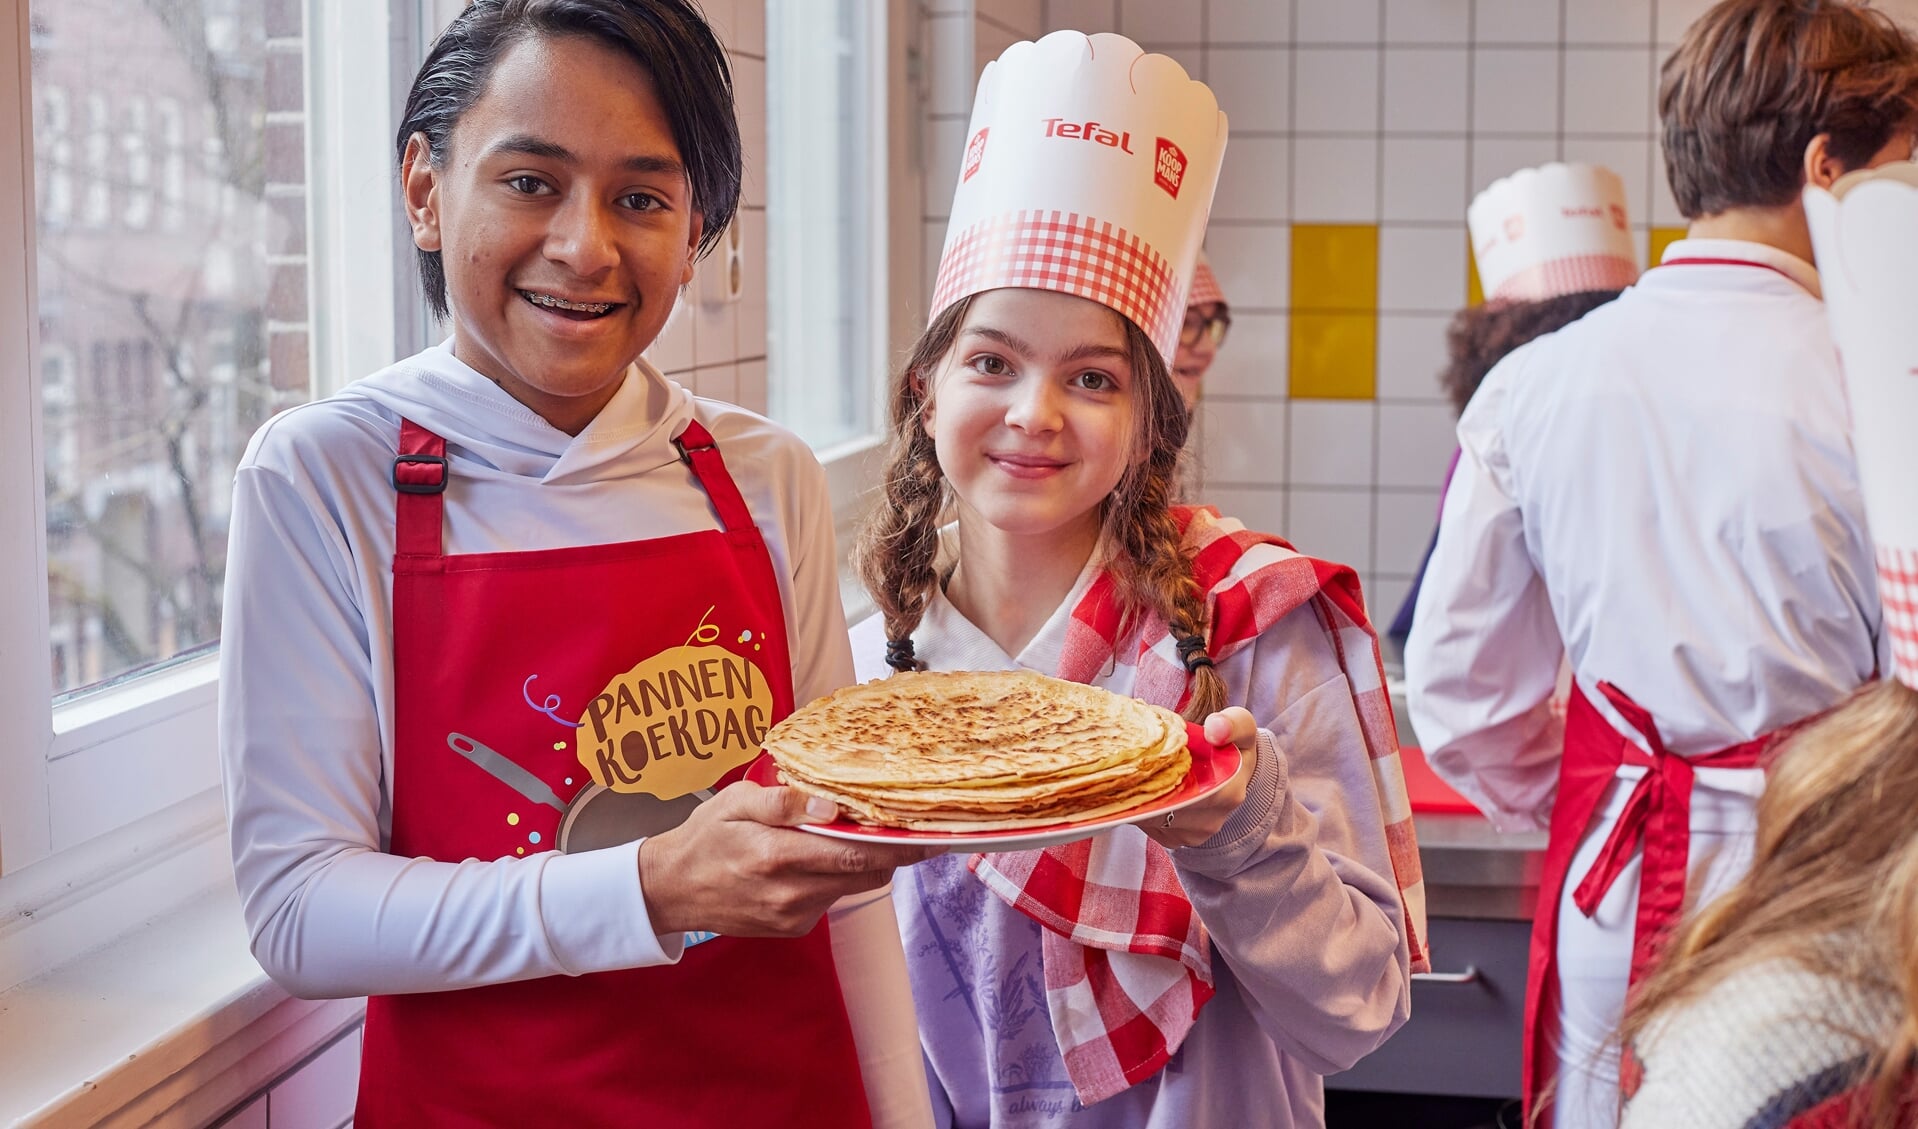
[576,607,775,800]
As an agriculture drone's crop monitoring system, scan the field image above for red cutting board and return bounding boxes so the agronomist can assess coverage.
[1400,745,1482,815]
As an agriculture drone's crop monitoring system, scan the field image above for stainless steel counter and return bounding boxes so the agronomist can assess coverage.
[1415,811,1546,921]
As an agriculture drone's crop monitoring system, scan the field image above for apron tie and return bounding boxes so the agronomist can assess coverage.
[1569,681,1767,983]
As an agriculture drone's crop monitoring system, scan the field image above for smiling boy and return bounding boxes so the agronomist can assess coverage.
[219,3,933,1125]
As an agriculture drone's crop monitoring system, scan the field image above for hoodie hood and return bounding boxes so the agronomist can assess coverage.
[342,339,696,486]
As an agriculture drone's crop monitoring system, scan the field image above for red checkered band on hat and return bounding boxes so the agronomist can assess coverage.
[931,209,1182,362]
[1488,253,1639,303]
[1880,546,1918,690]
[1186,255,1225,309]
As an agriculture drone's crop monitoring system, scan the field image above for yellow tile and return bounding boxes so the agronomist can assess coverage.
[1289,312,1377,400]
[1649,226,1687,267]
[1466,231,1483,308]
[1290,224,1379,312]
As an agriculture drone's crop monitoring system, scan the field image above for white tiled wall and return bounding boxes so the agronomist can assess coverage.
[641,0,770,413]
[1001,0,1918,619]
[921,0,1918,619]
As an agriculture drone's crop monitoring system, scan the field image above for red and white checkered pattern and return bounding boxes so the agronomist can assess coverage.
[970,834,1214,1104]
[1185,252,1225,309]
[1488,251,1639,303]
[968,505,1429,1105]
[1880,546,1918,690]
[931,209,1184,362]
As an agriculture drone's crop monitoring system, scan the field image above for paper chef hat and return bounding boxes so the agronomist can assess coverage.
[930,32,1228,363]
[1806,164,1918,689]
[1468,163,1640,304]
[1186,251,1226,310]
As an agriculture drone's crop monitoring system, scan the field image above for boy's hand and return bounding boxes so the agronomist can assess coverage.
[637,782,939,938]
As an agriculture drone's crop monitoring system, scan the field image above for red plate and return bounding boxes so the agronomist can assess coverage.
[743,721,1241,851]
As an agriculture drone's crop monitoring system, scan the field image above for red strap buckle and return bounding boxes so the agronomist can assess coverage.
[672,436,716,465]
[393,453,448,495]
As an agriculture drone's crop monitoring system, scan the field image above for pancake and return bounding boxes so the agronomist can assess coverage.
[762,670,1191,830]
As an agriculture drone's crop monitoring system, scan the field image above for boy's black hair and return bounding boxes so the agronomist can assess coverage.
[396,0,741,318]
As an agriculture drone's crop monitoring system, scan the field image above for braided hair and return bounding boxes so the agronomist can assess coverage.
[854,292,1228,722]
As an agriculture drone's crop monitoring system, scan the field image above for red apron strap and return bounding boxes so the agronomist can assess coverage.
[1568,681,1768,983]
[394,419,448,559]
[673,420,756,536]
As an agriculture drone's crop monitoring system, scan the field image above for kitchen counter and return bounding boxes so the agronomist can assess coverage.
[1415,811,1546,921]
[1323,665,1543,1101]
[1385,669,1548,922]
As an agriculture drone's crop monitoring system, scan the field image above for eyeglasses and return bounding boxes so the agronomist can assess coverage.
[1180,310,1231,348]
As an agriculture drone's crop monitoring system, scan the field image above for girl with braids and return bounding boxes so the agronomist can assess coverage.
[849,31,1425,1129]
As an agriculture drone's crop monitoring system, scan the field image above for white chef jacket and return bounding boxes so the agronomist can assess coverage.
[220,341,929,1125]
[1404,239,1885,833]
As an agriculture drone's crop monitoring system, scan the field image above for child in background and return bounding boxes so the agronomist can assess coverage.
[1384,163,1634,649]
[1617,680,1918,1129]
[1170,252,1229,412]
[220,2,932,1124]
[852,31,1425,1128]
[1406,4,1918,1124]
[1619,144,1918,1129]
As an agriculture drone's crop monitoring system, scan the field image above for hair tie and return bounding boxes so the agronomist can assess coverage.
[1176,633,1214,673]
[885,637,920,673]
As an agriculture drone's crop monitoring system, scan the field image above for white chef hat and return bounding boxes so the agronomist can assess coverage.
[1806,164,1918,689]
[930,31,1228,363]
[1468,163,1640,304]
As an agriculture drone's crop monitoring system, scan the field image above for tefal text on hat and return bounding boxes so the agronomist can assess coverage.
[1043,117,1134,152]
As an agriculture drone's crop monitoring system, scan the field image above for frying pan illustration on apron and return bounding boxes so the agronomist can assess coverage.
[446,731,714,853]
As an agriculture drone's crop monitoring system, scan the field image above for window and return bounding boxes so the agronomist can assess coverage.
[36,0,308,700]
[0,0,433,884]
[765,0,887,456]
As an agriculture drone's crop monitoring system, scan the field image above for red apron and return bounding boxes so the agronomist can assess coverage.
[356,418,872,1128]
[1522,680,1783,1125]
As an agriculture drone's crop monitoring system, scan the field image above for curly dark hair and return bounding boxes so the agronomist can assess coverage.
[1439,290,1621,416]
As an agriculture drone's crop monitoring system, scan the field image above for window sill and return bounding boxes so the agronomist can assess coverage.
[0,793,362,1128]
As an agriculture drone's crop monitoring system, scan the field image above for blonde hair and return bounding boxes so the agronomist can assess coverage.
[854,294,1228,722]
[1619,679,1918,1126]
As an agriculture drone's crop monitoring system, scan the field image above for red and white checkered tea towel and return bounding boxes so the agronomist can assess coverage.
[970,505,1429,1105]
[970,828,1214,1104]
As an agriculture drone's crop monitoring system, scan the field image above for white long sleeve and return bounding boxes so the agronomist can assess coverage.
[1404,353,1566,832]
[1404,241,1881,831]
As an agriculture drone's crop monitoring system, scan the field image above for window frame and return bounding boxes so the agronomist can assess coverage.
[0,0,431,958]
[765,0,902,544]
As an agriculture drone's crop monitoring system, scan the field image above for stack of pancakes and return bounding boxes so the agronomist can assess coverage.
[763,670,1190,831]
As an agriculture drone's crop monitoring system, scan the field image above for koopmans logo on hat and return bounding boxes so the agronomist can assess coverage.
[964,128,989,182]
[929,31,1228,363]
[1807,165,1918,689]
[1155,138,1186,198]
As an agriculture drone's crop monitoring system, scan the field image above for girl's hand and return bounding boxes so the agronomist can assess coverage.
[1136,706,1259,849]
